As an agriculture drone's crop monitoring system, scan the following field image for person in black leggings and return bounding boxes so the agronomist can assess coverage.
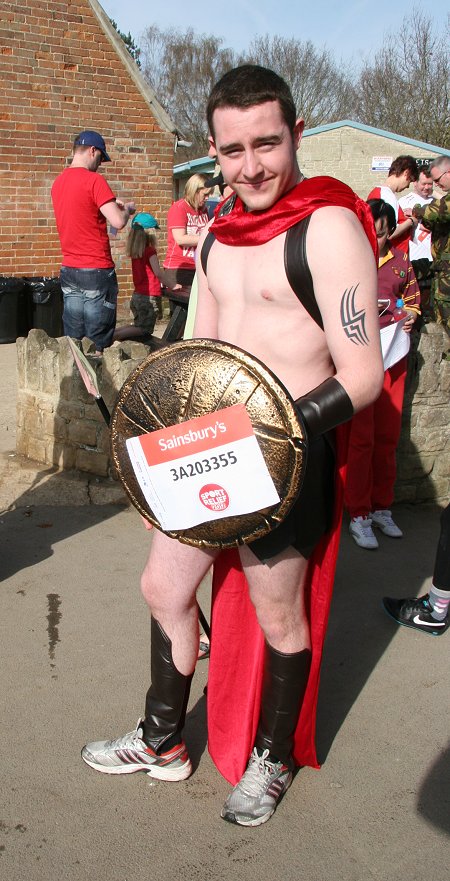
[383,502,450,636]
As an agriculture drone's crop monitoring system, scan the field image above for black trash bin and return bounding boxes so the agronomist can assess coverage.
[25,276,64,338]
[0,277,29,343]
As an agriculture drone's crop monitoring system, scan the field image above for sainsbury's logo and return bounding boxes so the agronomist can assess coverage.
[158,420,226,451]
[133,403,254,466]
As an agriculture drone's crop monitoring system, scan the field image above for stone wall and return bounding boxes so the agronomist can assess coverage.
[16,330,152,477]
[16,326,450,505]
[395,323,449,504]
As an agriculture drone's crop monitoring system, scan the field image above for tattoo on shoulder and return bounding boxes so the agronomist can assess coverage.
[340,284,369,346]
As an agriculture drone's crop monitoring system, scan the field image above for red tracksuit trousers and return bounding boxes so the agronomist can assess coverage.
[345,357,407,519]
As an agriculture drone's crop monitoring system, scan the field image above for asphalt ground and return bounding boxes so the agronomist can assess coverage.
[0,341,449,881]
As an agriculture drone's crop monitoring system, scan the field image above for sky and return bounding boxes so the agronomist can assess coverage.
[100,0,447,69]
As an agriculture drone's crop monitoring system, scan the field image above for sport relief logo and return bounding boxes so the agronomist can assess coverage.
[199,484,230,512]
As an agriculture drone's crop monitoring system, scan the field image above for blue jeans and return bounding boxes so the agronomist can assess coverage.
[60,266,118,351]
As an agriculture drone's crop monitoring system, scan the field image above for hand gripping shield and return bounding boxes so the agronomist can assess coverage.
[110,339,307,549]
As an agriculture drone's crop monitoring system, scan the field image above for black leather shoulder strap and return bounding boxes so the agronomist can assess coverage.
[200,205,323,331]
[199,193,237,275]
[284,215,323,330]
[200,230,215,275]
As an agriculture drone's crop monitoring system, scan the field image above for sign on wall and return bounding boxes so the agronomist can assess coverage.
[371,156,393,172]
[415,157,436,168]
[372,155,437,173]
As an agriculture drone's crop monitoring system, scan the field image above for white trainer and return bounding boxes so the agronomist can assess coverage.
[349,516,379,549]
[371,509,403,538]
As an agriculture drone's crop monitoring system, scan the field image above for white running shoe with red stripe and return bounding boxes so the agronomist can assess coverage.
[221,748,292,826]
[81,719,192,781]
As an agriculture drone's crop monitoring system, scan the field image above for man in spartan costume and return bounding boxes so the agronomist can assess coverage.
[82,66,384,827]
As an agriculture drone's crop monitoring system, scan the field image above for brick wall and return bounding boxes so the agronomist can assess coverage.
[0,0,175,305]
[299,127,442,198]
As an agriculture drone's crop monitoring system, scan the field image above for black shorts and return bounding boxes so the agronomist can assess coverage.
[248,431,335,564]
[163,268,195,289]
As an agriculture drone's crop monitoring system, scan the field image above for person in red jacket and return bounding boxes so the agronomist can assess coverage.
[346,198,420,549]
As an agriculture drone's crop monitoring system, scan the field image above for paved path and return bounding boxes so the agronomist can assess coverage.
[0,341,448,881]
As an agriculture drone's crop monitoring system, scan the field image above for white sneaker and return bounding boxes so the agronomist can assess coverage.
[349,516,379,549]
[371,509,403,538]
[221,748,292,826]
[81,720,192,780]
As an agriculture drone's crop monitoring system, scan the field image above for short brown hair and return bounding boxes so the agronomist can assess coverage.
[388,155,419,181]
[207,65,297,139]
[367,198,396,235]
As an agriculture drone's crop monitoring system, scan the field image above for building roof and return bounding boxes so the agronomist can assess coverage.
[89,0,177,135]
[173,156,216,178]
[301,120,450,156]
[185,121,450,173]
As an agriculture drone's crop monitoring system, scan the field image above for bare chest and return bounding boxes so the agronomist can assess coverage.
[208,235,293,310]
[205,234,332,397]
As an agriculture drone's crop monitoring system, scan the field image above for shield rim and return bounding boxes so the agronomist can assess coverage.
[110,338,307,549]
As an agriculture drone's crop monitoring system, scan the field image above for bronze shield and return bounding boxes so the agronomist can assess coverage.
[110,338,307,548]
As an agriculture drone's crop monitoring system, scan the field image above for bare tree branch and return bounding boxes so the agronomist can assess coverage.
[246,35,356,126]
[140,25,242,156]
[138,12,449,157]
[354,9,449,148]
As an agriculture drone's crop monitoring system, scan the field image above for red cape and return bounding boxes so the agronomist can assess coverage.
[207,424,349,784]
[206,176,375,785]
[212,175,377,254]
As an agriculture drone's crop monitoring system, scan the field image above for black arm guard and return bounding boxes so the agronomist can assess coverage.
[296,377,354,438]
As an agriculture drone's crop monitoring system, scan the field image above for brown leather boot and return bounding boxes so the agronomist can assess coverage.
[142,617,193,753]
[255,642,312,768]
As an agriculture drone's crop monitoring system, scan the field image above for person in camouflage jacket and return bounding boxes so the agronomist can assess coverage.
[412,157,450,334]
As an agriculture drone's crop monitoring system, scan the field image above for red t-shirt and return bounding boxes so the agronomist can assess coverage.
[163,199,209,270]
[367,185,410,253]
[131,245,161,296]
[51,167,116,268]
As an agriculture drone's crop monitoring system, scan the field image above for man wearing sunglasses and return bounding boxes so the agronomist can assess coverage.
[412,156,450,334]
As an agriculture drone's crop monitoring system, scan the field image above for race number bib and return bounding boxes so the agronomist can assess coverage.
[126,404,280,531]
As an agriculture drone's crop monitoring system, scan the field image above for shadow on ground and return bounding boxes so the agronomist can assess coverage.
[316,503,442,762]
[416,740,450,836]
[0,465,123,581]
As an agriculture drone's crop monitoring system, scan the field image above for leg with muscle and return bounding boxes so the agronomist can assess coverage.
[240,543,311,653]
[82,531,217,780]
[221,544,312,826]
[141,529,217,675]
